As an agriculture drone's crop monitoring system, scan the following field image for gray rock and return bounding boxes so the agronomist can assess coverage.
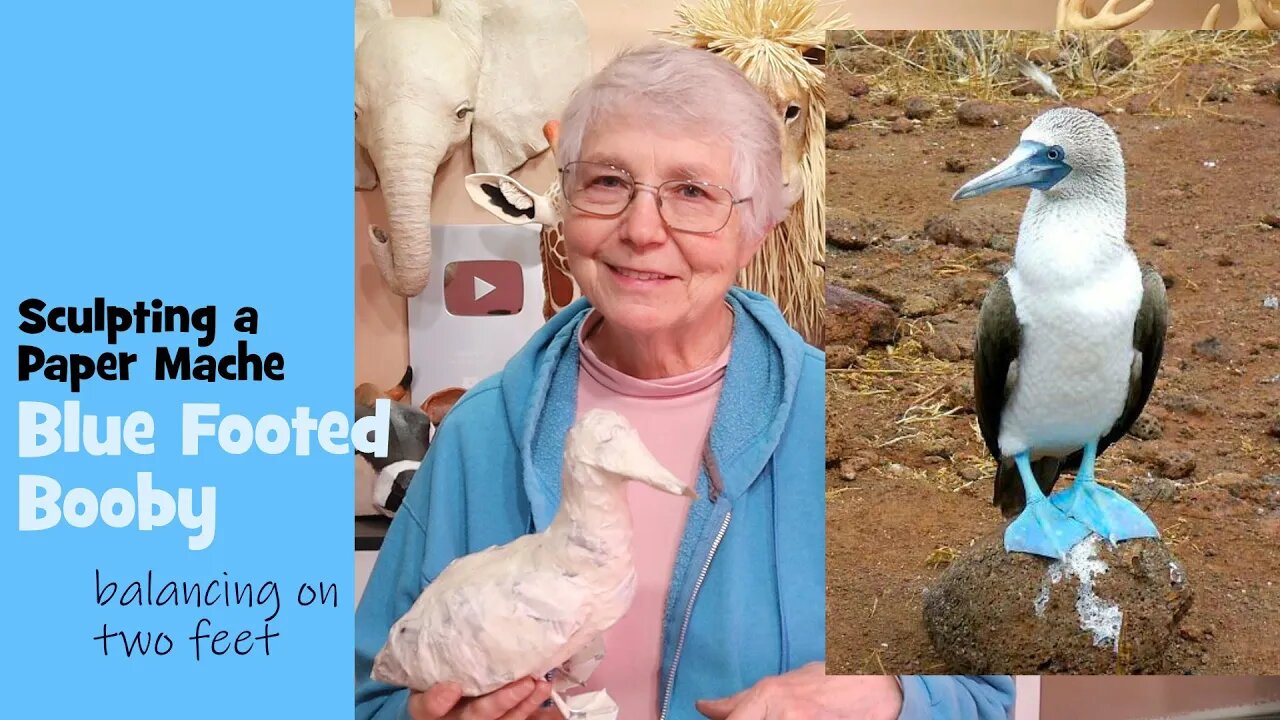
[923,533,1193,674]
[1127,414,1163,441]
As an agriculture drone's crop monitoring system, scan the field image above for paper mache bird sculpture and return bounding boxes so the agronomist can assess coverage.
[952,107,1169,561]
[371,409,695,718]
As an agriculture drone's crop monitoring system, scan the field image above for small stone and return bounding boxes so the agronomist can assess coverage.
[1128,414,1163,441]
[838,72,871,98]
[838,457,861,482]
[904,97,935,120]
[921,332,964,361]
[826,92,855,129]
[985,260,1011,276]
[1192,336,1228,362]
[1214,251,1234,267]
[1164,393,1210,416]
[825,344,859,369]
[1152,232,1170,247]
[826,207,871,251]
[1011,80,1051,98]
[1027,48,1065,67]
[1204,82,1234,103]
[924,215,980,247]
[943,157,969,173]
[1269,415,1280,439]
[891,116,914,134]
[902,294,940,318]
[958,466,981,482]
[1251,73,1280,97]
[1131,476,1179,504]
[1155,450,1196,480]
[827,132,858,151]
[1104,38,1133,70]
[825,284,898,351]
[1262,212,1280,228]
[1210,471,1259,499]
[987,234,1015,252]
[956,100,1003,127]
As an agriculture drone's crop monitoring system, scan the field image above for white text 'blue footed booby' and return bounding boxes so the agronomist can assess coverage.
[952,107,1169,560]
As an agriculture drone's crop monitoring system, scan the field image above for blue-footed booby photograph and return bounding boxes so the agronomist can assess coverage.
[824,29,1280,676]
[953,106,1168,560]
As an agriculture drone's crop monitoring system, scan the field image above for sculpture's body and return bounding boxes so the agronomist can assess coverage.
[371,409,693,696]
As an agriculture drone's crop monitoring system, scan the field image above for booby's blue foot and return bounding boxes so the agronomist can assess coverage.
[1004,452,1091,560]
[1050,440,1159,545]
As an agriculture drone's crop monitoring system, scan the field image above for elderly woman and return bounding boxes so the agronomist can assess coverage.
[355,44,1013,720]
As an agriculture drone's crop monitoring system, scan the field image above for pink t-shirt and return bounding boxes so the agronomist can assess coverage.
[573,310,731,719]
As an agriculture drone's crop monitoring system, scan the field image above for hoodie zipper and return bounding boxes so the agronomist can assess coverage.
[658,510,732,720]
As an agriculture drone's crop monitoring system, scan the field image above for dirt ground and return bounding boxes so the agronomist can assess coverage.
[823,32,1280,675]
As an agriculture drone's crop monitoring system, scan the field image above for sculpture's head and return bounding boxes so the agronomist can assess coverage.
[566,409,695,498]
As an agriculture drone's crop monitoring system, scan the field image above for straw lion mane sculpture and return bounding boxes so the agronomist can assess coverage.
[661,0,847,348]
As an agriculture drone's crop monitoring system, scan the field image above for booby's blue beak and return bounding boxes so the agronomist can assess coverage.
[952,140,1071,201]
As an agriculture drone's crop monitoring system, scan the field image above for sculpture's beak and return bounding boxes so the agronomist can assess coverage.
[952,140,1069,200]
[614,443,692,499]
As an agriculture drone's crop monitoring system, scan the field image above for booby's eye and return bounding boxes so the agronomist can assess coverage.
[784,103,801,122]
[1046,146,1064,161]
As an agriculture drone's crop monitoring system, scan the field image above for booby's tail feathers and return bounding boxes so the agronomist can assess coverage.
[994,456,1063,518]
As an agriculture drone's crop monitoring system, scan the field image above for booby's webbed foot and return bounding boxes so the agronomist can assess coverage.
[1049,440,1158,545]
[1004,452,1091,560]
[1005,496,1092,560]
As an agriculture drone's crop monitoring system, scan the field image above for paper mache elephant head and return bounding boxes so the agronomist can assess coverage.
[354,0,590,296]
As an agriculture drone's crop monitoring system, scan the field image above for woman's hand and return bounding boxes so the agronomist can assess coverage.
[695,663,903,720]
[407,677,560,720]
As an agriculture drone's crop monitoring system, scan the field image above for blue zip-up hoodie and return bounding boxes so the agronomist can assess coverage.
[355,288,1014,720]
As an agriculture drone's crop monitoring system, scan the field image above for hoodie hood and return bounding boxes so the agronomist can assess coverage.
[499,287,808,531]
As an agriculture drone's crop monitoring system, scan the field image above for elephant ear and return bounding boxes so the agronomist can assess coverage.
[355,0,392,49]
[469,0,591,175]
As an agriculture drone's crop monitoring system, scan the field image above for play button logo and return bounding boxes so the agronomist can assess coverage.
[444,260,524,316]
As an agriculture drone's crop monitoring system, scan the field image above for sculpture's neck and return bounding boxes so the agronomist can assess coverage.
[552,462,634,565]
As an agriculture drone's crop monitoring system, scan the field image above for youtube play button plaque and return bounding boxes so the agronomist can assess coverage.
[444,260,524,316]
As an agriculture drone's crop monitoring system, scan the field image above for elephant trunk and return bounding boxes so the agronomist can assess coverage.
[368,155,437,297]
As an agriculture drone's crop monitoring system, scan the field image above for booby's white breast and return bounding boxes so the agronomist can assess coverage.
[998,231,1143,458]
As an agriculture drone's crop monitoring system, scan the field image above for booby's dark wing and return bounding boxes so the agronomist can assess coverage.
[1101,265,1168,454]
[975,277,1065,517]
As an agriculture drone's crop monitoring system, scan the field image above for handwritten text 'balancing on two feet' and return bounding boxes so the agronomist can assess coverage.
[370,409,695,719]
[953,107,1168,560]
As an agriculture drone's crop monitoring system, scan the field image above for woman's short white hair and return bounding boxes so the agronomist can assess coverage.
[556,43,787,240]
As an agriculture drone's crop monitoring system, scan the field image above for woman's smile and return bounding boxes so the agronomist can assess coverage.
[607,263,677,288]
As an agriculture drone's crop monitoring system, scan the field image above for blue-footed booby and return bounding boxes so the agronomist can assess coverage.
[952,107,1168,560]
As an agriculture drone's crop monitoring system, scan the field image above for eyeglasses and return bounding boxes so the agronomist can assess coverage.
[558,161,751,234]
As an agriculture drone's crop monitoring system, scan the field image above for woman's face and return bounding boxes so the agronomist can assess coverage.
[562,121,761,338]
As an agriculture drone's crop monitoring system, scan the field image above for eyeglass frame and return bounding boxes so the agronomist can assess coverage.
[557,161,752,234]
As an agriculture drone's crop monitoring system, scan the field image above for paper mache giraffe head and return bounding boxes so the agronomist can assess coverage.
[464,121,581,321]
